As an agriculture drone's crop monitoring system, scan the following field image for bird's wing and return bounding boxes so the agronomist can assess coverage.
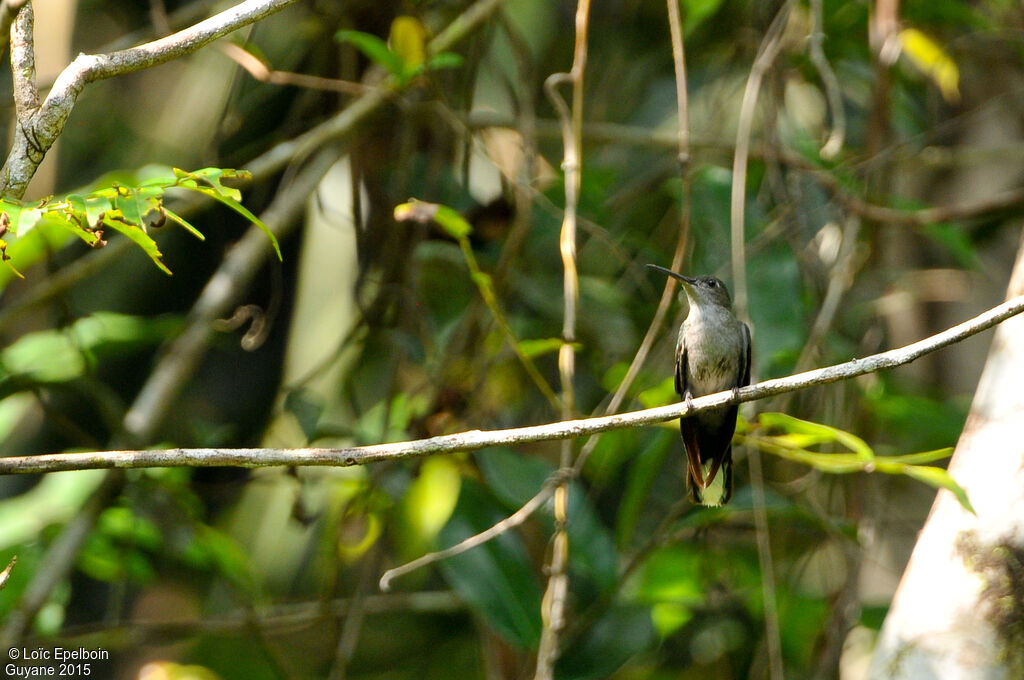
[675,335,688,396]
[740,322,752,387]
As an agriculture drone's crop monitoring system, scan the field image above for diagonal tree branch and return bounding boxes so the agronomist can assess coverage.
[1,292,1022,476]
[0,0,301,198]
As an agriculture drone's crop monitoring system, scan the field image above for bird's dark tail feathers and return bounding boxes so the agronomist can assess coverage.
[685,447,734,506]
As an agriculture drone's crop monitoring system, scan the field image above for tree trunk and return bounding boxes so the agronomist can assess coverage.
[868,228,1024,680]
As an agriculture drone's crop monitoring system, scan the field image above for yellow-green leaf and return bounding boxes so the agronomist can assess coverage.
[389,15,427,72]
[901,465,974,515]
[394,199,473,239]
[899,28,960,103]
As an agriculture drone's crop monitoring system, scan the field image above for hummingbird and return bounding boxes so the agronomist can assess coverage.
[647,264,751,506]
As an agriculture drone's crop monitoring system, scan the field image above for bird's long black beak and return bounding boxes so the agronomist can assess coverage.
[646,263,698,285]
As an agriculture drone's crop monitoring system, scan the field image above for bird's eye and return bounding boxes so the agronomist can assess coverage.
[708,279,717,287]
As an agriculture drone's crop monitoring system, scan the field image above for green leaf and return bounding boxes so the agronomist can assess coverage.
[83,194,110,228]
[880,447,954,465]
[0,330,87,384]
[0,471,108,550]
[426,52,464,71]
[516,337,566,360]
[336,30,405,77]
[162,207,205,240]
[113,186,145,226]
[439,479,542,647]
[556,605,656,680]
[901,465,975,515]
[397,457,462,558]
[476,448,618,593]
[177,181,280,260]
[102,212,171,275]
[759,412,874,460]
[683,0,726,35]
[394,199,473,239]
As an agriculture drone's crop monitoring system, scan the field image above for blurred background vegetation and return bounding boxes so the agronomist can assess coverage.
[1,0,1023,678]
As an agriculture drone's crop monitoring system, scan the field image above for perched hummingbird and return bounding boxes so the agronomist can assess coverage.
[647,265,751,506]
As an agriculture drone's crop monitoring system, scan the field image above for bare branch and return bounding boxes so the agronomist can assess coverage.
[0,0,301,198]
[1,293,1022,476]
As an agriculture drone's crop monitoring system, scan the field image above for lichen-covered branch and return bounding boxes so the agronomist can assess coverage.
[0,0,300,198]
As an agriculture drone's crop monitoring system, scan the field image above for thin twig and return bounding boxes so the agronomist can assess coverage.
[730,9,793,678]
[219,41,371,95]
[730,1,792,322]
[379,469,572,590]
[808,0,845,159]
[537,0,590,675]
[1,292,1022,475]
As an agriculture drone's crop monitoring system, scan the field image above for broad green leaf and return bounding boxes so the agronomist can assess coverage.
[556,604,656,680]
[398,457,462,557]
[899,27,960,103]
[616,430,673,548]
[439,479,542,646]
[113,186,145,226]
[83,194,110,227]
[0,470,108,550]
[901,465,975,515]
[17,207,43,234]
[476,448,618,593]
[0,330,87,384]
[336,30,405,77]
[637,376,677,409]
[627,544,706,636]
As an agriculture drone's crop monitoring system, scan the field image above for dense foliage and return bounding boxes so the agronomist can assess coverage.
[1,1,1022,678]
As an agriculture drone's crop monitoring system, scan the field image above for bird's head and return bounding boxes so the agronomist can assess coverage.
[646,264,733,309]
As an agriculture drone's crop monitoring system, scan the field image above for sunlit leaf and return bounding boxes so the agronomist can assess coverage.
[516,337,566,359]
[759,412,874,459]
[102,212,171,275]
[400,457,462,556]
[389,16,427,72]
[899,27,960,103]
[162,207,205,240]
[901,465,974,515]
[394,199,473,239]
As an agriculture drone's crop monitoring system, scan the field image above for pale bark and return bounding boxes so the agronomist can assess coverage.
[869,230,1024,680]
